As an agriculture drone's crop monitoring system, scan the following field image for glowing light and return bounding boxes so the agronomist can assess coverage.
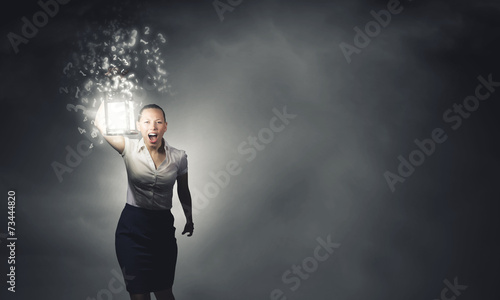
[104,93,138,136]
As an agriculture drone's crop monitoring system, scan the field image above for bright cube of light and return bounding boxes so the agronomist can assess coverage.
[105,98,137,135]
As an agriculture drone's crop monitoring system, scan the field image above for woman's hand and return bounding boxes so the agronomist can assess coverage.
[94,100,125,154]
[182,222,194,237]
[94,101,106,134]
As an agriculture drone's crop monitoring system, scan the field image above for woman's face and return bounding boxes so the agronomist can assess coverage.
[136,108,167,148]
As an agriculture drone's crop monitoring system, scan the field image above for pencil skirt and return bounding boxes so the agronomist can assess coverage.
[115,203,178,294]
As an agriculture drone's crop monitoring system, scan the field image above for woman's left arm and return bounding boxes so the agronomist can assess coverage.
[177,173,194,236]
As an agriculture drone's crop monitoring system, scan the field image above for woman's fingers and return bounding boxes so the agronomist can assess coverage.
[182,223,194,236]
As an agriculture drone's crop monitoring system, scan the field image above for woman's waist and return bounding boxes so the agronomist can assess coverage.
[123,202,174,215]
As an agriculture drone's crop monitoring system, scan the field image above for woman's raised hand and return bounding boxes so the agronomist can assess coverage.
[94,100,125,154]
[94,100,106,134]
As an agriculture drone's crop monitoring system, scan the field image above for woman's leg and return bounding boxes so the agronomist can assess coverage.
[154,288,175,300]
[129,293,151,300]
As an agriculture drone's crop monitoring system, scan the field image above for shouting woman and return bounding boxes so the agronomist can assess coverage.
[94,101,194,300]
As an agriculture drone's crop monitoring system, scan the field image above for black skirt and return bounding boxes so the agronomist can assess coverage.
[115,203,178,294]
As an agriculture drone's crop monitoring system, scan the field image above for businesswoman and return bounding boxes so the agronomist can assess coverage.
[94,101,194,300]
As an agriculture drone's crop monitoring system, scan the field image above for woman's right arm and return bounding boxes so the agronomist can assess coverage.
[94,101,125,154]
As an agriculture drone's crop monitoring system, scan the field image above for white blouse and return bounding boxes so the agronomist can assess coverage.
[121,137,188,210]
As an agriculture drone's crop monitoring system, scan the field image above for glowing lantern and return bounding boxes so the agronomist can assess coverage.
[104,93,138,135]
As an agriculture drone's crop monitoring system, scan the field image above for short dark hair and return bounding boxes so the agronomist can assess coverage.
[138,104,166,122]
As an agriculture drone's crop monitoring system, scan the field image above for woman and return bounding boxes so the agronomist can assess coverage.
[94,101,194,300]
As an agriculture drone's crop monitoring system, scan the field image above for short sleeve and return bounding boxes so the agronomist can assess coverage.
[177,150,188,176]
[121,136,130,157]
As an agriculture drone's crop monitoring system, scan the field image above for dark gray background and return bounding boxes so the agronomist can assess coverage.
[1,0,499,299]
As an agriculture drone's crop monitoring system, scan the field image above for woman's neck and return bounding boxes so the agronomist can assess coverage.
[146,139,165,154]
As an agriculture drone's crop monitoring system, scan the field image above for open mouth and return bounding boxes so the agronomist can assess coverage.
[148,133,158,143]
